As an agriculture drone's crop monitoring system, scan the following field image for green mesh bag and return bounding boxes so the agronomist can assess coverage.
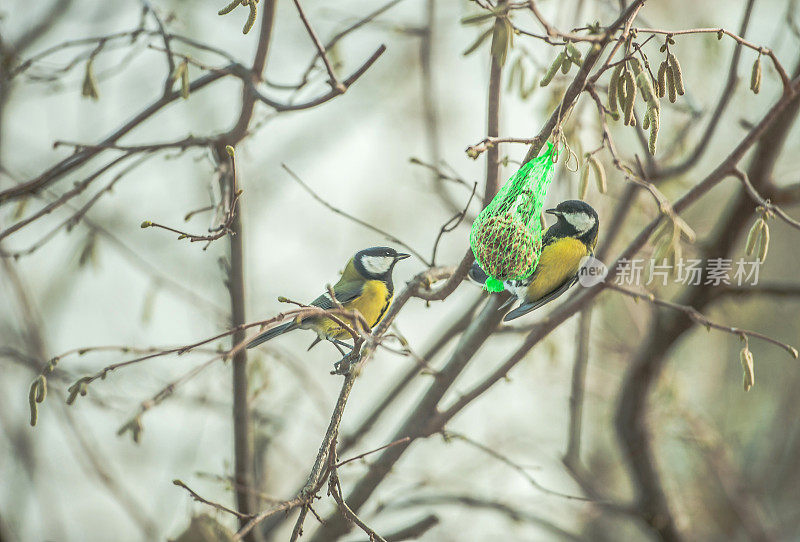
[470,142,555,292]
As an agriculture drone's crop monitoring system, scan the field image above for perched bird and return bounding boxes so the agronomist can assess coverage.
[247,246,410,351]
[469,200,599,321]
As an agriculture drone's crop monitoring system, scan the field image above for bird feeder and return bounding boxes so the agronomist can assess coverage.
[469,142,555,292]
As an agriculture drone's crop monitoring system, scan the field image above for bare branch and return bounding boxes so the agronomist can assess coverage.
[383,493,582,541]
[564,307,592,468]
[0,68,229,202]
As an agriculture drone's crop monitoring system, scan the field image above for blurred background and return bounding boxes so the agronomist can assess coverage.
[1,0,800,540]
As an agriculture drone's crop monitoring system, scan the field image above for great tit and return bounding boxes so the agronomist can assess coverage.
[469,200,599,321]
[247,246,410,351]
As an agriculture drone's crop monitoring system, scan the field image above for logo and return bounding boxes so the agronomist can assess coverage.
[578,256,608,287]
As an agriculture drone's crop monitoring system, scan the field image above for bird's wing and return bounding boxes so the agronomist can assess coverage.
[247,282,365,349]
[502,236,587,321]
[307,281,363,310]
[503,275,578,321]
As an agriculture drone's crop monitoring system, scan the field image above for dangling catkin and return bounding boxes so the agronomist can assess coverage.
[745,218,765,255]
[623,70,636,125]
[647,107,659,155]
[740,347,755,391]
[588,155,607,193]
[579,162,590,200]
[636,72,657,109]
[656,61,667,98]
[608,64,622,113]
[567,42,582,64]
[667,53,684,95]
[758,221,770,262]
[665,64,677,103]
[750,55,762,94]
[540,52,565,87]
[561,55,572,74]
[628,57,643,76]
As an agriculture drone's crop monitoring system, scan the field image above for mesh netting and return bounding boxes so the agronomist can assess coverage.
[469,142,555,292]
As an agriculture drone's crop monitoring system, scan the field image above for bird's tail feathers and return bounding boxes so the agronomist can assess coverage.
[503,302,538,322]
[499,295,519,311]
[246,321,298,349]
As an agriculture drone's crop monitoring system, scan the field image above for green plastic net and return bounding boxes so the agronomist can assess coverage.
[469,142,555,292]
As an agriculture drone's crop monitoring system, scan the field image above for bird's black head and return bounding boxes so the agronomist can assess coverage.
[353,246,410,281]
[545,200,599,248]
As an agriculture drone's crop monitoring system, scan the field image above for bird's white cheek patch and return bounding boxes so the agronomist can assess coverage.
[361,256,393,275]
[565,212,595,234]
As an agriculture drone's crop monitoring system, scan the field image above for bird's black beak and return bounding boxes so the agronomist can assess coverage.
[545,208,561,217]
[395,253,411,261]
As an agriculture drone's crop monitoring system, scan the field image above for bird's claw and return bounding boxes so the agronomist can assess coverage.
[331,350,361,375]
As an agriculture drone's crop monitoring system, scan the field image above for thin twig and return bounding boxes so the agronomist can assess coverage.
[527,0,604,43]
[336,437,411,468]
[292,0,345,91]
[329,469,388,542]
[607,283,799,359]
[139,0,175,93]
[0,154,139,242]
[408,157,472,188]
[650,0,756,180]
[730,169,800,231]
[281,163,430,265]
[173,479,251,520]
[634,26,792,92]
[466,136,537,159]
[141,149,241,249]
[291,0,406,91]
[254,45,386,112]
[430,182,477,266]
[232,497,307,542]
[444,431,593,501]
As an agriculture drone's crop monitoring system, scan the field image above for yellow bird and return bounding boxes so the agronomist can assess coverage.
[470,200,599,321]
[247,246,410,352]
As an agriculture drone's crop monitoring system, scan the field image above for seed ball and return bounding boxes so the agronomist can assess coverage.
[473,214,538,279]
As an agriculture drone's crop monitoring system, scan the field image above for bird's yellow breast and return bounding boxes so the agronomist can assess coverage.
[346,280,392,329]
[526,237,587,301]
[310,280,392,340]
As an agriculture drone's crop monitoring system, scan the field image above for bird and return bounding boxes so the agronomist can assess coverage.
[246,246,410,352]
[469,199,599,321]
